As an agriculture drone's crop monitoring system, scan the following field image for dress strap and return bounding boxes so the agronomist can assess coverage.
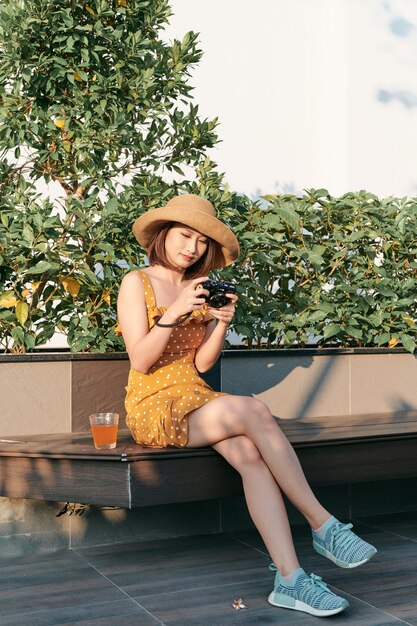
[137,270,157,309]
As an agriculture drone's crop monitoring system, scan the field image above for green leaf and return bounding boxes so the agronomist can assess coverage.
[11,326,25,345]
[374,332,390,345]
[323,324,342,339]
[316,302,335,313]
[400,334,416,354]
[269,202,301,233]
[105,197,119,213]
[307,252,324,266]
[30,261,54,274]
[345,326,363,340]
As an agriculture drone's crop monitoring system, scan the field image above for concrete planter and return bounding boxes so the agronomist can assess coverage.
[1,347,416,436]
[221,347,417,420]
[0,352,130,437]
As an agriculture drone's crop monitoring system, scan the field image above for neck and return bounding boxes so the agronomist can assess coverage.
[152,264,187,285]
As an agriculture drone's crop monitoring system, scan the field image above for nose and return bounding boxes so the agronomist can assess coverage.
[186,239,198,254]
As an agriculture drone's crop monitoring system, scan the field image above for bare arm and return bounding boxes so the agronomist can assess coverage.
[195,293,238,373]
[117,272,175,373]
[117,272,210,373]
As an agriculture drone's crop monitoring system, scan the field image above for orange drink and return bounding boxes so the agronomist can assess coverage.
[89,413,119,450]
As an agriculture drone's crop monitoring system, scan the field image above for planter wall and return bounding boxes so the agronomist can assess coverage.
[221,347,417,419]
[2,347,416,437]
[0,353,130,436]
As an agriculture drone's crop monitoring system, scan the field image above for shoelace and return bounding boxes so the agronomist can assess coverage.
[330,522,358,553]
[302,573,332,593]
[268,564,334,596]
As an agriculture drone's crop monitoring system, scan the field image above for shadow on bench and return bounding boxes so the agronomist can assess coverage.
[1,411,417,509]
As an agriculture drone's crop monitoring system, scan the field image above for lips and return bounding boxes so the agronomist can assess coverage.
[181,254,194,261]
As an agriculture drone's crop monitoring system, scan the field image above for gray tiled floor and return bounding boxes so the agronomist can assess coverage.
[1,512,417,625]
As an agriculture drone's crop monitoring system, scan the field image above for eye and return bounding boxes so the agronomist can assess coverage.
[181,233,191,238]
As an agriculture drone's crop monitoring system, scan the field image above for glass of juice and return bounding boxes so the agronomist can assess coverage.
[89,413,119,450]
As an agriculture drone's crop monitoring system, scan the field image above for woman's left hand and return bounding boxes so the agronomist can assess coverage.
[207,293,238,326]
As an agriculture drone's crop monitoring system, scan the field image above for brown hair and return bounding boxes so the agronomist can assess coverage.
[147,222,217,278]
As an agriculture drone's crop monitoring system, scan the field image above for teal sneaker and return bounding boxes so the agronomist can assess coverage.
[313,516,377,568]
[268,565,349,617]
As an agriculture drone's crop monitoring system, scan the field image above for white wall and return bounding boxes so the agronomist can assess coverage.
[165,0,417,198]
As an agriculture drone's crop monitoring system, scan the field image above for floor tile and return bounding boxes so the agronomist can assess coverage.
[360,511,417,542]
[0,600,160,626]
[76,533,271,597]
[0,550,124,619]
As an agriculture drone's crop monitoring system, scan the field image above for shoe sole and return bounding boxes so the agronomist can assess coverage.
[313,540,377,568]
[268,591,349,617]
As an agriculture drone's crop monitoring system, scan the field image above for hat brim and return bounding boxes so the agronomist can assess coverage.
[133,206,239,269]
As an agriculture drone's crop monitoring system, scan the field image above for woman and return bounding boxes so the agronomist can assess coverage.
[117,194,377,618]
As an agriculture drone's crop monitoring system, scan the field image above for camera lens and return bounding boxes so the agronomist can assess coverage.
[209,293,228,308]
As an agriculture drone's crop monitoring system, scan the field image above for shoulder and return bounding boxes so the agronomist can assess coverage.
[120,269,146,285]
[119,270,145,296]
[117,271,148,320]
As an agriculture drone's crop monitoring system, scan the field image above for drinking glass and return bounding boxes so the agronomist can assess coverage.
[89,413,119,450]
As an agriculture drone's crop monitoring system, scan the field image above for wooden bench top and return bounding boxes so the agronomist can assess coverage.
[1,411,417,460]
[1,411,417,508]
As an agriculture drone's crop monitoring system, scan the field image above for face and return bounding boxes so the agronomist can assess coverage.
[165,222,208,269]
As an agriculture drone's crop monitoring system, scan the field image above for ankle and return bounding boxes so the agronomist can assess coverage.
[279,567,305,585]
[312,515,337,535]
[278,562,302,577]
[310,511,333,532]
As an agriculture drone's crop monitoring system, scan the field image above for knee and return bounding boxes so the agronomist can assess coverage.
[248,397,277,430]
[223,396,275,431]
[227,436,262,473]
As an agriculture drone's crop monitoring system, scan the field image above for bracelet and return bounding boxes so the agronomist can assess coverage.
[154,312,192,327]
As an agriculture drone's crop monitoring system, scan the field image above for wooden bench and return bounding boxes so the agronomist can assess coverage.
[1,411,417,508]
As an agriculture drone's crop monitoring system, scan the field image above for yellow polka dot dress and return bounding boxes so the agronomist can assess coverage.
[125,270,226,448]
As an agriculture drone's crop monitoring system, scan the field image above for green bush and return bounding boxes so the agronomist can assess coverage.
[225,189,417,353]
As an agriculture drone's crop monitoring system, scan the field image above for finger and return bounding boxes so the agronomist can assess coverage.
[219,304,236,312]
[192,276,210,286]
[208,304,234,311]
[195,288,209,297]
[208,309,233,319]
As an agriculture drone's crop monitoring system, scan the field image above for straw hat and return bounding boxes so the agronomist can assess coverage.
[133,194,239,269]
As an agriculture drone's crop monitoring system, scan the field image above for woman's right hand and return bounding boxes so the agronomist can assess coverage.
[165,276,210,322]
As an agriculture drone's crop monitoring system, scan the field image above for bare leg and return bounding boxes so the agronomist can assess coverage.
[213,435,300,575]
[187,395,330,530]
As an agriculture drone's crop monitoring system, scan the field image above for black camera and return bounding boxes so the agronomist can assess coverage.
[200,280,236,308]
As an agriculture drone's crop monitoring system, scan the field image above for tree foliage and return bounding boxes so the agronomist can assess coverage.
[0,0,220,352]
